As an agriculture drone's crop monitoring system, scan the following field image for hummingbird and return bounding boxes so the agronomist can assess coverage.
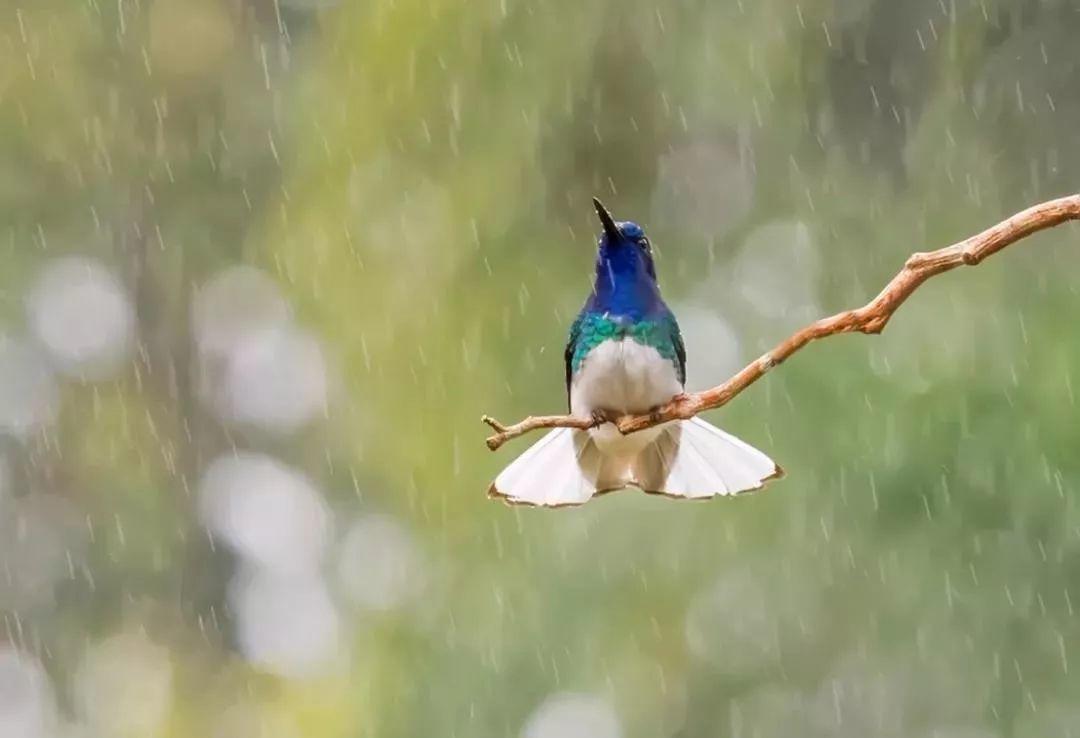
[489,198,782,506]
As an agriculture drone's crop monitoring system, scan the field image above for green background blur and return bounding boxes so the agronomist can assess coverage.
[2,1,1080,736]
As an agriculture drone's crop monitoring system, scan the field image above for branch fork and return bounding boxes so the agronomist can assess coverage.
[483,194,1080,451]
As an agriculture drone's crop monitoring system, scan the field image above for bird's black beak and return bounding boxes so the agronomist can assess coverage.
[592,197,621,242]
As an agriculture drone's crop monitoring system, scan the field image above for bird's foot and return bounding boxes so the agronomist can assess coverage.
[589,409,613,427]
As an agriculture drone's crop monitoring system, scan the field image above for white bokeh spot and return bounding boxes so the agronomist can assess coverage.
[230,567,342,680]
[199,453,330,575]
[221,326,327,432]
[336,514,424,612]
[0,338,59,438]
[26,257,134,380]
[522,692,622,738]
[0,648,55,738]
[193,266,291,357]
[193,266,328,432]
[668,303,741,392]
[731,220,821,324]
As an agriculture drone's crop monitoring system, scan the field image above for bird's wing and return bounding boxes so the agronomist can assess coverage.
[564,311,584,411]
[666,312,687,386]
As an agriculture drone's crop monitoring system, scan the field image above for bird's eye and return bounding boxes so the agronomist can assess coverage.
[638,237,651,254]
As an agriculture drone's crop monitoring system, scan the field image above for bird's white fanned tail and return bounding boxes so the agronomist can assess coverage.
[490,418,781,507]
[489,428,629,507]
[633,417,782,498]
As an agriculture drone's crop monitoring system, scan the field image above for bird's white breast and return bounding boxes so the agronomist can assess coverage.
[570,338,682,458]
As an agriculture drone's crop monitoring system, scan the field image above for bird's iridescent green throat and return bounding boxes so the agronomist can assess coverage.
[568,313,681,374]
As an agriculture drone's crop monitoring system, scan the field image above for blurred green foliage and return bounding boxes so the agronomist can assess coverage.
[2,0,1080,737]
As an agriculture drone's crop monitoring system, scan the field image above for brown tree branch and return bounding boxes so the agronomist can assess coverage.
[483,193,1080,451]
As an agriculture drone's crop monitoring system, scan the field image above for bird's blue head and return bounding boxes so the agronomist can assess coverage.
[589,198,662,318]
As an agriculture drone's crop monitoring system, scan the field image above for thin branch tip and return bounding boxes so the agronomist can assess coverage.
[481,415,506,432]
[482,193,1080,452]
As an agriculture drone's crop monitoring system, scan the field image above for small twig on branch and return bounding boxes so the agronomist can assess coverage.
[483,193,1080,451]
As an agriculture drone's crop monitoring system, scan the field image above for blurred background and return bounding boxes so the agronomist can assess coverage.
[1,0,1079,736]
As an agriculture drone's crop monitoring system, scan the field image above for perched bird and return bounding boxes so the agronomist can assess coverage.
[489,199,782,507]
